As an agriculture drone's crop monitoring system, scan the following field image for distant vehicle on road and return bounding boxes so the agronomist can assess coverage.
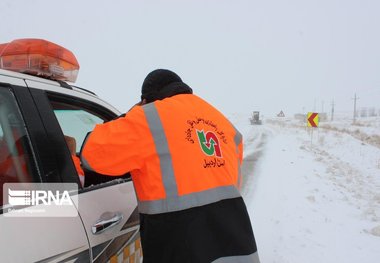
[250,111,262,125]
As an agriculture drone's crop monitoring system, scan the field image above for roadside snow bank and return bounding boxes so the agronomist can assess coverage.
[230,114,380,263]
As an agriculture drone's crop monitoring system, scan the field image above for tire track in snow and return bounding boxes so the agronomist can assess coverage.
[241,125,274,201]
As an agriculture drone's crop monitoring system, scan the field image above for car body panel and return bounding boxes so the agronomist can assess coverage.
[0,210,90,263]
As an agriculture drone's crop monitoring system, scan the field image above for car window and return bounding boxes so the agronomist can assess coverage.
[53,109,103,153]
[47,98,109,153]
[46,94,129,187]
[0,87,39,206]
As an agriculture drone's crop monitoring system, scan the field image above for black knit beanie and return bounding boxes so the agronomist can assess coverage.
[141,69,192,103]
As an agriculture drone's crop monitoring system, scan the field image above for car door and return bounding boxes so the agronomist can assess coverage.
[27,82,142,263]
[0,82,90,263]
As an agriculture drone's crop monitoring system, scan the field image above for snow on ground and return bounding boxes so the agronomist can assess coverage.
[230,113,380,263]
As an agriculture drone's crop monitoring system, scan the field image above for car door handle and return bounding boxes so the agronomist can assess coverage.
[92,212,124,235]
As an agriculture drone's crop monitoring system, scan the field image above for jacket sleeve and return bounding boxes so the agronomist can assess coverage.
[80,107,146,176]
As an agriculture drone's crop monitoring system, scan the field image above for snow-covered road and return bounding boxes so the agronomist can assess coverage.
[231,114,380,263]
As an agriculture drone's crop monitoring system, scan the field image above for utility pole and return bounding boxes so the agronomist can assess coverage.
[352,93,359,124]
[331,99,335,121]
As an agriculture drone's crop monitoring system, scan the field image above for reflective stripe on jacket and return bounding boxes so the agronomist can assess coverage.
[81,94,243,214]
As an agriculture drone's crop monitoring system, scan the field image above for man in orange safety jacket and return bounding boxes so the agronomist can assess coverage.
[81,69,260,263]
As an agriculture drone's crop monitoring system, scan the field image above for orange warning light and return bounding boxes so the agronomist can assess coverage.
[0,39,79,83]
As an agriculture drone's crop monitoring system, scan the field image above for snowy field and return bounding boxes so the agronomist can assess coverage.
[230,112,380,263]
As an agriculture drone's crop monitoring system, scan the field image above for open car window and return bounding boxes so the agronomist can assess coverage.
[53,108,103,154]
[46,93,130,188]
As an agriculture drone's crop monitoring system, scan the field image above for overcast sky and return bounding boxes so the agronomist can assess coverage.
[1,0,379,116]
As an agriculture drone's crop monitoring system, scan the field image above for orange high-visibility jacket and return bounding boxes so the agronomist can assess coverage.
[81,94,243,214]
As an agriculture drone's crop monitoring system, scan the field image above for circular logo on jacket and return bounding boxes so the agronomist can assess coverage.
[196,130,222,158]
[185,117,228,168]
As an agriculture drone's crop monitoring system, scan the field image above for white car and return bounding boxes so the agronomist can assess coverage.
[0,39,142,262]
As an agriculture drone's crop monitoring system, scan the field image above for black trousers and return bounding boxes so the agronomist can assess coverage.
[140,197,258,263]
